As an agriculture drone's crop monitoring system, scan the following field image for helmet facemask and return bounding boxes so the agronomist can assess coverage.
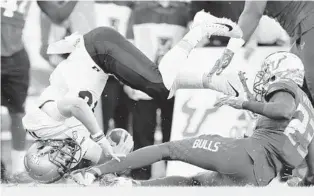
[43,138,82,175]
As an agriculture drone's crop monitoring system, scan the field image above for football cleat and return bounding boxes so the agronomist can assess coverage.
[191,10,243,39]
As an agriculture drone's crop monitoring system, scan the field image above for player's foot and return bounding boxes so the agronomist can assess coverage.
[191,10,243,38]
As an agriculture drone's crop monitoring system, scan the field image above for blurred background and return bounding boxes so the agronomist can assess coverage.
[1,0,294,183]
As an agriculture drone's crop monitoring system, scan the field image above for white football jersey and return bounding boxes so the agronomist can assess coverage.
[23,35,109,137]
[41,35,109,110]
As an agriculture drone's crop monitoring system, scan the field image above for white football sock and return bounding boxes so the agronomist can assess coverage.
[159,26,212,94]
[159,41,193,90]
[11,150,26,174]
[168,69,207,98]
[181,25,205,47]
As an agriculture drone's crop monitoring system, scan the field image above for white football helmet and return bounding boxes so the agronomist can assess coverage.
[24,138,82,183]
[253,51,304,101]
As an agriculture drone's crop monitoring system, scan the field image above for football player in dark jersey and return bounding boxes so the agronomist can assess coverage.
[211,1,314,108]
[70,51,314,187]
[1,0,77,181]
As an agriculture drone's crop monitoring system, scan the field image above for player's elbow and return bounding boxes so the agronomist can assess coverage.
[280,111,294,120]
[57,97,87,117]
[275,105,294,120]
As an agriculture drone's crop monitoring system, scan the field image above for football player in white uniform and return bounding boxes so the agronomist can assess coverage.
[22,11,244,183]
[22,34,133,183]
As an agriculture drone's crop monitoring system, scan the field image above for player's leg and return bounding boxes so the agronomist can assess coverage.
[290,27,314,106]
[157,19,243,98]
[1,49,30,175]
[101,76,125,133]
[84,27,169,101]
[89,134,257,186]
[130,100,157,180]
[1,161,8,183]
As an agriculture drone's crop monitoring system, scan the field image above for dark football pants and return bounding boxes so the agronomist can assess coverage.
[1,48,30,113]
[84,27,170,102]
[101,76,131,134]
[130,98,174,180]
[290,25,314,106]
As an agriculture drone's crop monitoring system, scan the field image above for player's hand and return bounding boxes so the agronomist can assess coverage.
[96,136,122,162]
[238,71,255,101]
[214,96,245,109]
[208,48,235,76]
[68,168,96,186]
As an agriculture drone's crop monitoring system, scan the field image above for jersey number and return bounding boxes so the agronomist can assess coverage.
[78,91,98,112]
[284,104,314,158]
[1,0,28,17]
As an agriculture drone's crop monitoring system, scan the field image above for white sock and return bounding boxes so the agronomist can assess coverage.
[159,41,193,90]
[168,69,207,98]
[159,26,209,92]
[11,150,26,174]
[182,26,205,47]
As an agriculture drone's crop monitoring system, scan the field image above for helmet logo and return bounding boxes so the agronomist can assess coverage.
[72,131,78,140]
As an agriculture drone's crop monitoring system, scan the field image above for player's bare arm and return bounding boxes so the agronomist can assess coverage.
[55,96,120,161]
[56,97,102,136]
[39,96,119,161]
[213,1,267,75]
[37,1,78,24]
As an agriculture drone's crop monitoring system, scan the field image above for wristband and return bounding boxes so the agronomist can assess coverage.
[90,132,105,142]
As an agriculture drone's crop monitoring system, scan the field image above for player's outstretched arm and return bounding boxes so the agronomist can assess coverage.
[215,91,296,120]
[242,91,296,120]
[37,1,78,24]
[212,1,267,75]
